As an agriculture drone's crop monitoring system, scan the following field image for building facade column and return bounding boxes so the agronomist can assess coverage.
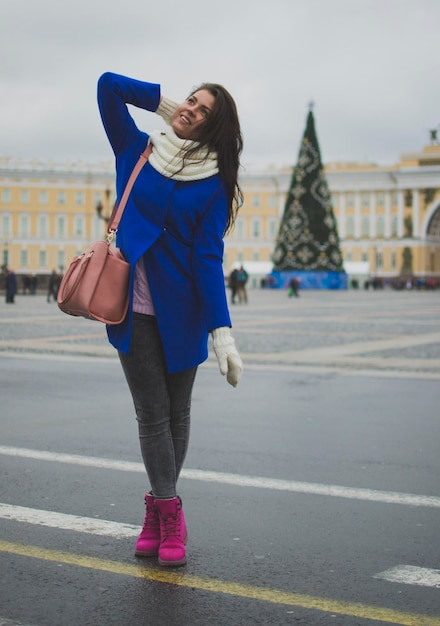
[354,192,361,239]
[397,190,404,238]
[338,193,346,238]
[370,193,376,238]
[412,189,420,237]
[384,191,392,238]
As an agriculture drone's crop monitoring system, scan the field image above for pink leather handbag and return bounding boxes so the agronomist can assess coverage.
[57,144,152,324]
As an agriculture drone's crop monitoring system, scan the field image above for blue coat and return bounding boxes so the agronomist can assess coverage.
[97,72,231,373]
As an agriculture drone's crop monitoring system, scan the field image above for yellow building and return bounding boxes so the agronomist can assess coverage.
[1,141,440,290]
[324,143,440,285]
[227,141,440,287]
[223,167,285,286]
[0,157,115,289]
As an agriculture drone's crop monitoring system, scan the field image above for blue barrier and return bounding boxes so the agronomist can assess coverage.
[270,271,348,290]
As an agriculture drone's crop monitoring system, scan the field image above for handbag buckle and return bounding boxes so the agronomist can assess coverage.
[106,230,116,245]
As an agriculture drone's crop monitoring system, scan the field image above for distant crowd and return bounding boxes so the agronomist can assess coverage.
[352,277,440,290]
[1,268,62,304]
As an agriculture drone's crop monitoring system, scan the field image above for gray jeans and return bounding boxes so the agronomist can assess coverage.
[118,313,197,499]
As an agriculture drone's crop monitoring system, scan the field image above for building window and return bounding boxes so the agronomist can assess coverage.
[57,250,65,270]
[269,194,277,209]
[268,218,278,239]
[38,215,48,237]
[20,249,28,267]
[331,193,339,206]
[252,194,260,208]
[2,213,11,236]
[235,217,245,240]
[39,250,47,267]
[361,216,369,237]
[361,252,368,262]
[39,190,48,205]
[376,250,383,268]
[377,192,384,207]
[253,251,260,261]
[392,192,398,205]
[346,193,354,208]
[391,251,396,269]
[58,191,66,205]
[75,191,85,206]
[237,252,243,263]
[2,189,11,203]
[346,216,354,237]
[377,216,385,237]
[74,215,84,236]
[345,251,353,262]
[391,215,398,237]
[20,189,30,204]
[252,219,261,238]
[362,193,369,208]
[19,213,29,237]
[57,215,66,237]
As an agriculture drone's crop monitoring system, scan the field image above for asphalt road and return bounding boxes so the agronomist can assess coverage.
[0,289,439,625]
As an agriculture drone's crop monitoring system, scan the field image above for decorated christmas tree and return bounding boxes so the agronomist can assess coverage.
[272,108,345,286]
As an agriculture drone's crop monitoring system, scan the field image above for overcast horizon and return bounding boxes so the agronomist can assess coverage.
[2,0,439,169]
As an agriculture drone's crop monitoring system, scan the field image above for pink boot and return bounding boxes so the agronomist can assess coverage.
[156,497,188,567]
[135,493,161,557]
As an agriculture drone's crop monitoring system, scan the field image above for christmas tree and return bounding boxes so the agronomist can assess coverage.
[272,108,344,275]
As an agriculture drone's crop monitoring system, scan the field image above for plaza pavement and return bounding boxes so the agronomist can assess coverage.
[1,287,440,626]
[0,287,439,380]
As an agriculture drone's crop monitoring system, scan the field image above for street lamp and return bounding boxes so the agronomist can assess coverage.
[2,240,9,270]
[96,188,114,225]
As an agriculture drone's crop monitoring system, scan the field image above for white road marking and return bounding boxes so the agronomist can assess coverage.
[0,619,36,626]
[0,503,139,538]
[374,565,440,589]
[1,445,439,509]
[1,447,439,601]
[4,504,440,597]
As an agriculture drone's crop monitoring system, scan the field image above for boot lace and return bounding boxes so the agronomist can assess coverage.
[161,514,180,538]
[142,506,159,532]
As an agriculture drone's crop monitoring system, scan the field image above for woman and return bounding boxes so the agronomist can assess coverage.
[97,72,243,567]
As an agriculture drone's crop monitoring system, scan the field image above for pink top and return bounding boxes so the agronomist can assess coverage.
[133,259,156,315]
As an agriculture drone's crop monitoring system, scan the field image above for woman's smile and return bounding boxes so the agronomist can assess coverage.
[171,89,215,140]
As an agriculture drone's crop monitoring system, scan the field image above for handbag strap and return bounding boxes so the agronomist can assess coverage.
[107,143,153,239]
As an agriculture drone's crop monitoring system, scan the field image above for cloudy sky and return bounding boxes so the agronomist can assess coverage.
[1,0,439,169]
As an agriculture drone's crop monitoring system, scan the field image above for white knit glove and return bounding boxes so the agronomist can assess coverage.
[211,327,243,388]
[156,96,179,124]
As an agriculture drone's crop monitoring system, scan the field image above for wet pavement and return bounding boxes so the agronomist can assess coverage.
[0,288,439,625]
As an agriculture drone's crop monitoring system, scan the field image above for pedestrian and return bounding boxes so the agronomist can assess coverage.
[97,71,243,567]
[47,270,58,302]
[22,274,31,295]
[288,277,300,297]
[5,268,17,303]
[228,268,238,304]
[235,265,248,303]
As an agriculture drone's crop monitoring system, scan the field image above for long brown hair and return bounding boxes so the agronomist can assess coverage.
[185,83,243,235]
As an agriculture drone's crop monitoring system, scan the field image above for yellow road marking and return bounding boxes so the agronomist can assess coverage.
[1,540,439,625]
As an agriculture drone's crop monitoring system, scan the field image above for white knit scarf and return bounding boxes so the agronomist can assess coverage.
[148,125,218,181]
